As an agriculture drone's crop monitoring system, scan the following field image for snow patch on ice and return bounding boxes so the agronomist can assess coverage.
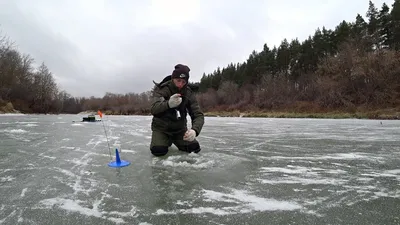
[155,153,215,169]
[2,128,27,133]
[154,188,302,216]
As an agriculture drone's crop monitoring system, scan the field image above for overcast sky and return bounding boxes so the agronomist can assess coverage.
[0,0,393,97]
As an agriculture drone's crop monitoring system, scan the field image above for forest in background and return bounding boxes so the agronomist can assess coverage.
[1,0,399,119]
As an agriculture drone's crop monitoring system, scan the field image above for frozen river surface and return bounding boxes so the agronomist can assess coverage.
[0,114,399,225]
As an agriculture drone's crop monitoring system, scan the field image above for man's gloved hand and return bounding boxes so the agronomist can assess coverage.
[168,93,182,108]
[183,129,196,142]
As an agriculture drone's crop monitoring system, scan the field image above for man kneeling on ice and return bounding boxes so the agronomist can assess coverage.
[149,64,205,156]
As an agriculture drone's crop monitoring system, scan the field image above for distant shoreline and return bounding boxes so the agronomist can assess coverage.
[98,108,400,120]
[203,111,400,120]
[1,109,399,120]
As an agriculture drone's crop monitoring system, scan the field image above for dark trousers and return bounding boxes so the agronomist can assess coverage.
[150,130,201,156]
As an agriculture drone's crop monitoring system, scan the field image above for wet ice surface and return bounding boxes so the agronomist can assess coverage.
[0,114,400,225]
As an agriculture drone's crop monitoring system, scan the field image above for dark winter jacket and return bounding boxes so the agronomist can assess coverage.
[150,76,204,136]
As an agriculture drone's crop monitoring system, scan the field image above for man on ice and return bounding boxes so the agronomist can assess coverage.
[149,64,205,156]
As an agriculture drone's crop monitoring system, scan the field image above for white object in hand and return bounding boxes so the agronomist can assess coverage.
[183,129,196,142]
[168,93,182,108]
[176,110,181,119]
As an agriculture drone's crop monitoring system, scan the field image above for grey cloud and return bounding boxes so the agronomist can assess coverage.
[1,0,389,97]
[0,1,98,96]
[0,0,272,97]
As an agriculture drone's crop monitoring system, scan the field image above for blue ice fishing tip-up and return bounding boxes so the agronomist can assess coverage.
[108,148,131,168]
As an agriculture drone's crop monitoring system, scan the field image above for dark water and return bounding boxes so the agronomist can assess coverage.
[0,114,399,224]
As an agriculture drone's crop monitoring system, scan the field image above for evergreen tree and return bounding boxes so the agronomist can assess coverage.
[366,0,379,49]
[288,38,301,79]
[377,3,391,48]
[333,20,352,51]
[275,38,291,75]
[321,26,335,55]
[351,14,368,39]
[259,43,276,75]
[390,0,400,50]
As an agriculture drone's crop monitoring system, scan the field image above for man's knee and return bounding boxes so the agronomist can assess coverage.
[184,141,201,153]
[150,146,169,156]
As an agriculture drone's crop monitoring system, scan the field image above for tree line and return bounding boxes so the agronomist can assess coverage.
[1,0,399,115]
[197,0,400,113]
[0,30,153,114]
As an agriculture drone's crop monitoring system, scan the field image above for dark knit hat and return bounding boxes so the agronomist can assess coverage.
[171,64,190,81]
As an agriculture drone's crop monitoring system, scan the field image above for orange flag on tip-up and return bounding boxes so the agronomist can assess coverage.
[97,110,103,118]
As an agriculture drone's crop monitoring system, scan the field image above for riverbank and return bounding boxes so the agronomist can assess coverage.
[2,105,399,120]
[203,108,400,120]
[0,102,21,114]
[72,108,400,120]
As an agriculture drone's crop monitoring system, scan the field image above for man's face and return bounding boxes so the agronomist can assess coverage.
[173,78,187,90]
